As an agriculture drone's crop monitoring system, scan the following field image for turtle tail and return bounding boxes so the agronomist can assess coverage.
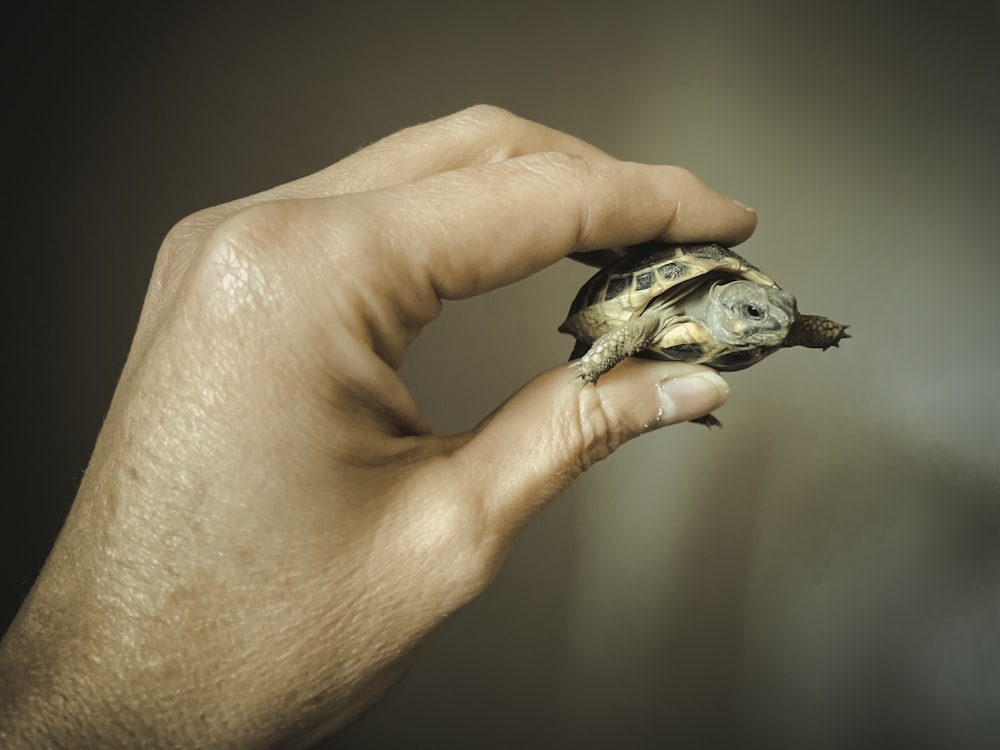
[783,314,850,350]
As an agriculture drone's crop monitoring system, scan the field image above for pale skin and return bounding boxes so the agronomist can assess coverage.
[0,106,757,748]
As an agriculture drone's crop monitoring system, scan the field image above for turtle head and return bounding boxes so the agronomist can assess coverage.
[704,280,796,347]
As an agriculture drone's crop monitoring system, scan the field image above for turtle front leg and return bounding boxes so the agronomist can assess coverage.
[573,316,661,383]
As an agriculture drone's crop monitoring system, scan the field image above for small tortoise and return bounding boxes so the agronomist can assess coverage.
[558,242,848,425]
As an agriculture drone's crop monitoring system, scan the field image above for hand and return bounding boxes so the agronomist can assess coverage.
[0,105,756,748]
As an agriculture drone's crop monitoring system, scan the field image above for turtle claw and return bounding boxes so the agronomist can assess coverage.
[825,326,851,350]
[569,358,603,384]
[690,413,723,428]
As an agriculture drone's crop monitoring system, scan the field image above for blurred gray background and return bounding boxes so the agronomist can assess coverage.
[5,1,998,747]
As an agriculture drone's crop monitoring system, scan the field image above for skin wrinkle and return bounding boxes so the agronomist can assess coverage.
[445,104,594,167]
[574,383,626,474]
[360,156,557,303]
[285,197,439,370]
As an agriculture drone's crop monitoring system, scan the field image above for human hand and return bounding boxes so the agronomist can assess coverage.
[0,106,756,748]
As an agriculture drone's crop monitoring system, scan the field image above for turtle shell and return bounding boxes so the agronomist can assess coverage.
[558,242,788,373]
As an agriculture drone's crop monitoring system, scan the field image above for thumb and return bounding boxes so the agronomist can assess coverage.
[455,358,730,533]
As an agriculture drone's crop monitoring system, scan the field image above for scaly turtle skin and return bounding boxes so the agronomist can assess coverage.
[558,242,849,425]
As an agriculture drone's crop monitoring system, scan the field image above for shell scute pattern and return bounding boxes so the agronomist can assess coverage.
[657,262,685,280]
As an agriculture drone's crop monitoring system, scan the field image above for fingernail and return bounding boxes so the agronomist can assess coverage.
[733,199,756,213]
[657,371,729,424]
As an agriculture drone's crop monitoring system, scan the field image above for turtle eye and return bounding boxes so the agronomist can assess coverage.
[744,303,764,319]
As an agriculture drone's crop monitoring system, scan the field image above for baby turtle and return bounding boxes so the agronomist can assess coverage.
[558,242,848,425]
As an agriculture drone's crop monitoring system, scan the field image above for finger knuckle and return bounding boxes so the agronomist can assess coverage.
[665,164,699,184]
[208,201,300,256]
[450,103,521,132]
[186,202,304,322]
[151,207,225,290]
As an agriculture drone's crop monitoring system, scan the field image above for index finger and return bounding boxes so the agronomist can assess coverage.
[346,151,757,305]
